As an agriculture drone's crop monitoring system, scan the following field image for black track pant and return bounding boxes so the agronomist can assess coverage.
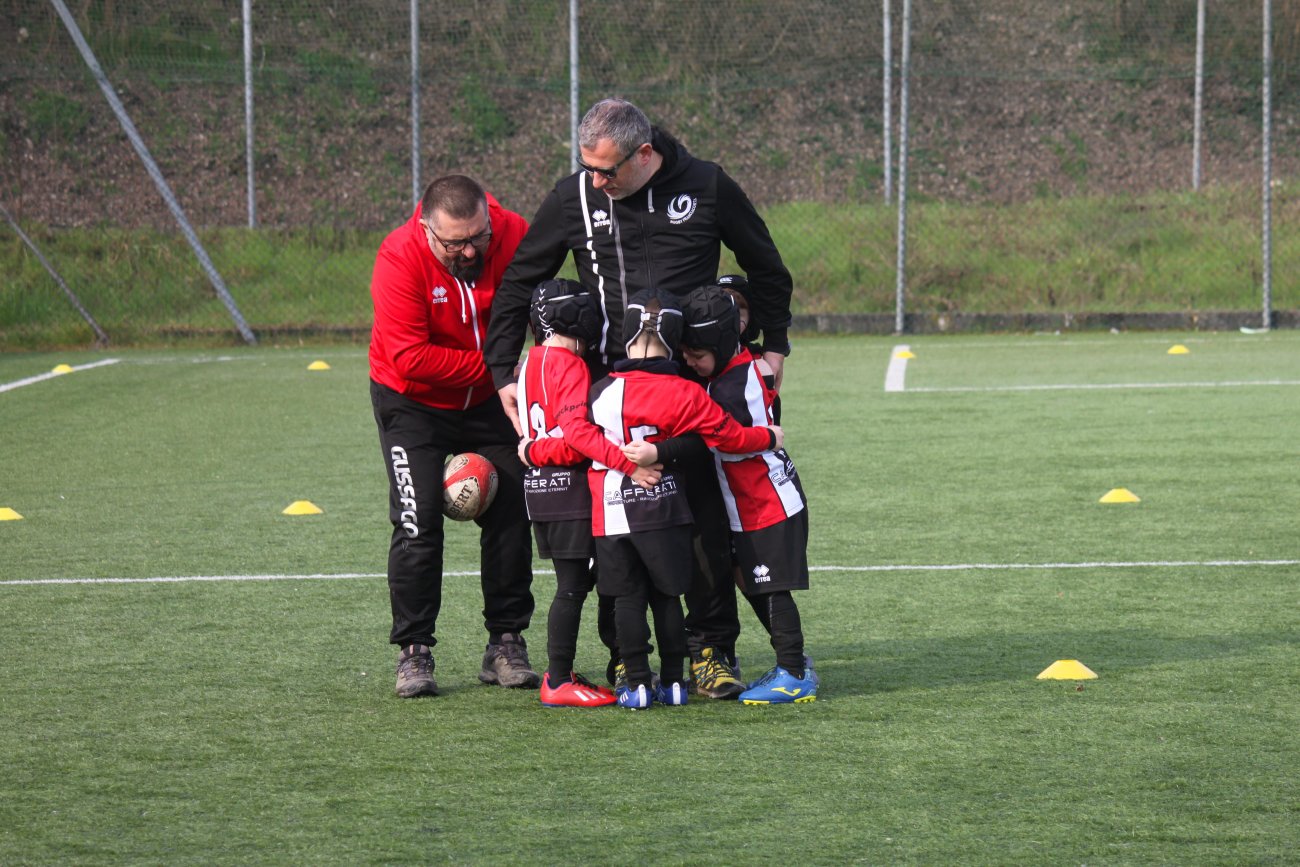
[371,380,533,649]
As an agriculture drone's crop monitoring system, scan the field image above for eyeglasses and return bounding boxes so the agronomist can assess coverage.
[425,222,492,254]
[577,144,644,180]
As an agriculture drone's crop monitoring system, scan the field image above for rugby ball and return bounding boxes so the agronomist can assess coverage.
[442,452,498,521]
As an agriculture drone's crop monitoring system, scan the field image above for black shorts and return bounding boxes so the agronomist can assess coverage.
[733,508,809,595]
[594,525,693,598]
[533,518,594,561]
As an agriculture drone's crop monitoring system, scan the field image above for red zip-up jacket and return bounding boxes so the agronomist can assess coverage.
[369,194,528,410]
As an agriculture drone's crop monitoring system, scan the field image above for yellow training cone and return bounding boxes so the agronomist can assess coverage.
[0,507,24,521]
[894,350,916,359]
[1099,488,1140,504]
[1167,344,1190,355]
[1037,659,1098,680]
[51,364,74,374]
[307,360,331,371]
[282,500,323,515]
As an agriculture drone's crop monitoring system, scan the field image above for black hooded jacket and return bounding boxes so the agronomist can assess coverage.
[484,128,793,389]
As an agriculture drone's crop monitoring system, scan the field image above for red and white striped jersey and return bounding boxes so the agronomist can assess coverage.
[517,344,637,522]
[706,353,807,532]
[588,358,774,537]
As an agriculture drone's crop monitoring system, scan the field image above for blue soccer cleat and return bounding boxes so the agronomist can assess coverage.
[616,683,652,710]
[738,665,818,705]
[652,680,688,706]
[802,655,820,690]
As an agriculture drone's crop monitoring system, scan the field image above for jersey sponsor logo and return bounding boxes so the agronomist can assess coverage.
[592,208,611,230]
[666,194,697,224]
[524,470,575,492]
[389,446,419,537]
[431,285,449,304]
[604,475,678,504]
[752,564,771,583]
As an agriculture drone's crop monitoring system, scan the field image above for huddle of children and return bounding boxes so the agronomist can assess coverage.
[516,279,815,710]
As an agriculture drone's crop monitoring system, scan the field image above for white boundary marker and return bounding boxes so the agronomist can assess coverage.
[0,358,120,394]
[3,559,1296,587]
[885,344,910,392]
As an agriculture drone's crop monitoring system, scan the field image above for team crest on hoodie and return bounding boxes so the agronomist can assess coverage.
[666,194,697,224]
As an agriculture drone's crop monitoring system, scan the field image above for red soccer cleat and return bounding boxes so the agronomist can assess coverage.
[539,672,617,708]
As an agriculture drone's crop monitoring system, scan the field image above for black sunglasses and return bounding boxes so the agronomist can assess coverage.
[577,144,644,180]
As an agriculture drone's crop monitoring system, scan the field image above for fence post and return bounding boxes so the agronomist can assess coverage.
[1261,0,1273,329]
[411,0,421,208]
[243,0,256,227]
[893,0,912,334]
[1192,0,1205,191]
[882,0,892,203]
[570,0,580,173]
[48,0,257,345]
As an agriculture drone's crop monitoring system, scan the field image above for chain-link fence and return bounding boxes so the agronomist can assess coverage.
[1,0,1296,346]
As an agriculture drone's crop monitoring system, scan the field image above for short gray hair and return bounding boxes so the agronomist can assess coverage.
[578,98,651,155]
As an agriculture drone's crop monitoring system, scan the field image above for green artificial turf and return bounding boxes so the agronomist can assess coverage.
[1,333,1297,864]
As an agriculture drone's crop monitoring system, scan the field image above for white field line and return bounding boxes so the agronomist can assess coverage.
[3,559,1296,587]
[884,344,910,392]
[811,559,1300,572]
[907,379,1300,394]
[125,349,371,365]
[0,358,120,394]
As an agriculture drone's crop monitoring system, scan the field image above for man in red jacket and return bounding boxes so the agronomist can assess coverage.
[369,174,539,698]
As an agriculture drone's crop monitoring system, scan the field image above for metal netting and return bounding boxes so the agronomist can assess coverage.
[0,0,1294,345]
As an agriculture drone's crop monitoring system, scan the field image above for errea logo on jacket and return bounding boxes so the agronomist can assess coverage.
[666,194,697,224]
[592,209,611,230]
[431,286,448,304]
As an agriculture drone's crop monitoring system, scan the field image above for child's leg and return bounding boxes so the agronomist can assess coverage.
[613,585,654,687]
[744,590,773,633]
[595,535,656,687]
[747,590,806,677]
[595,557,620,675]
[546,557,594,683]
[629,524,692,688]
[734,511,810,678]
[647,588,687,687]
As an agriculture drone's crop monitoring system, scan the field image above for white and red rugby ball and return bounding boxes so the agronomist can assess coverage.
[442,452,498,521]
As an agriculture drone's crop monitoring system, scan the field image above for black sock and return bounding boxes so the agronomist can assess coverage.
[758,591,805,677]
[547,558,593,683]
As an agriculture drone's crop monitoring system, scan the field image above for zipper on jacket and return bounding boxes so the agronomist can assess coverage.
[460,277,481,409]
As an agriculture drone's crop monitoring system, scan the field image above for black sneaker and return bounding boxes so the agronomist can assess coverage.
[478,632,541,688]
[395,644,438,698]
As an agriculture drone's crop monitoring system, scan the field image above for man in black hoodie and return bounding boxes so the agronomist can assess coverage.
[484,98,795,699]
